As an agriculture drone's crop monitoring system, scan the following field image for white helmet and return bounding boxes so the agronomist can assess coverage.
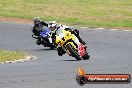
[48,21,57,28]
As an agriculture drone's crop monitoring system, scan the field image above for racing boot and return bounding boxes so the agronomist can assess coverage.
[57,47,65,56]
[77,35,87,49]
[72,29,87,49]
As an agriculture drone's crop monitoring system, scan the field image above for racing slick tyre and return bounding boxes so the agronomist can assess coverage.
[50,44,56,49]
[36,40,41,45]
[82,53,90,60]
[66,44,82,61]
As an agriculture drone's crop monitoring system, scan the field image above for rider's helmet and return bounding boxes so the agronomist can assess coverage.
[48,21,57,32]
[33,17,40,25]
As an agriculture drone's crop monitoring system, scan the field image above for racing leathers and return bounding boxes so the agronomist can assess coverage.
[32,21,48,45]
[50,24,86,56]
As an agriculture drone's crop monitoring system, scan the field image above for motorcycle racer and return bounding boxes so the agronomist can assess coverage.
[32,17,48,45]
[48,21,87,56]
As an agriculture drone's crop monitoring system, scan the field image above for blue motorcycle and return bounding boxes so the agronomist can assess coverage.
[38,27,56,49]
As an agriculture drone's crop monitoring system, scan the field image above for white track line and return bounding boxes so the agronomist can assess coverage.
[0,55,37,64]
[110,29,117,31]
[80,27,132,32]
[124,30,130,31]
[96,27,105,30]
[80,27,88,29]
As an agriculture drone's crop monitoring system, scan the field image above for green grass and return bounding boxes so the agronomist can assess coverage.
[0,0,132,28]
[0,50,25,62]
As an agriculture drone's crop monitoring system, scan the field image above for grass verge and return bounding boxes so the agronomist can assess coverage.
[0,50,26,63]
[0,0,132,29]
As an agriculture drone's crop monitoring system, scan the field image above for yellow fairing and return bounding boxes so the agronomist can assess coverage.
[65,41,76,49]
[55,30,77,49]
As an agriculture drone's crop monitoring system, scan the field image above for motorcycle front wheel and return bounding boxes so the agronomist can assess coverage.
[66,44,82,61]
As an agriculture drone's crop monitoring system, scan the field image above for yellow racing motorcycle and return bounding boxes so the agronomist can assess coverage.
[55,29,90,60]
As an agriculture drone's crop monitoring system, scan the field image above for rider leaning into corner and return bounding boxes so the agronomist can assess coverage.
[48,21,87,56]
[32,17,48,45]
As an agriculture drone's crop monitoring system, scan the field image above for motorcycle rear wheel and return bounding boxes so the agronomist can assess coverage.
[82,53,90,60]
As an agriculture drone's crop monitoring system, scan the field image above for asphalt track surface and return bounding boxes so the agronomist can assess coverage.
[0,21,132,88]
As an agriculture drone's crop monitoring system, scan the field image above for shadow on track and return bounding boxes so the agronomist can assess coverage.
[30,48,57,52]
[59,59,78,62]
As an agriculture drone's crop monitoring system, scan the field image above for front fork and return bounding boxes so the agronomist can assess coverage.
[65,42,78,56]
[61,46,71,55]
